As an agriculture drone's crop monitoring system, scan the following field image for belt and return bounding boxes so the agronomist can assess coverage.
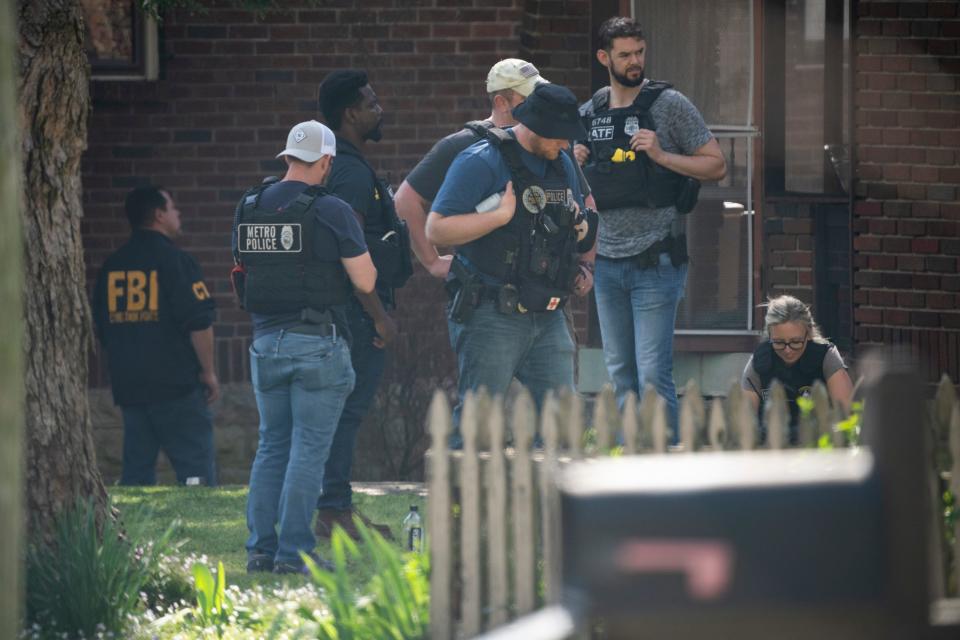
[288,323,337,338]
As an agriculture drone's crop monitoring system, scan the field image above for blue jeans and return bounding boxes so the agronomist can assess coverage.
[120,387,215,486]
[447,300,576,443]
[317,306,386,511]
[594,252,688,437]
[245,329,355,566]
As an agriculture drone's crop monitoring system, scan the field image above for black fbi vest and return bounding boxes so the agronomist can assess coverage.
[457,128,581,312]
[580,81,687,211]
[753,340,831,424]
[235,184,352,315]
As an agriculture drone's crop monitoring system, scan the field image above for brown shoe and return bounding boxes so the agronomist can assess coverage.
[315,508,395,542]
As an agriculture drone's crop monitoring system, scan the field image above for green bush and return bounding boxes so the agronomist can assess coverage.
[25,497,179,639]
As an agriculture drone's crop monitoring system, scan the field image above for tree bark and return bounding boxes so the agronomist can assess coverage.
[18,0,106,541]
[2,0,25,634]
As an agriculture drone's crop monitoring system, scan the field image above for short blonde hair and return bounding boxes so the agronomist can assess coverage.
[762,295,826,343]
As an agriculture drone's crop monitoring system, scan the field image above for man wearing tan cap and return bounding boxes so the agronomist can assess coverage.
[395,59,594,281]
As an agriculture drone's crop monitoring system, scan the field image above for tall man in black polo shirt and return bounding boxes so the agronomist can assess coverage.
[315,70,403,540]
[93,186,218,485]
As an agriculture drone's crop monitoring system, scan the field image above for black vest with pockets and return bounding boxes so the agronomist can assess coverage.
[753,340,831,425]
[334,144,412,290]
[580,81,686,211]
[458,127,581,312]
[235,184,352,314]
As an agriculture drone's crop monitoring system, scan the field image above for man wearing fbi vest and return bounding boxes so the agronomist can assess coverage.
[92,185,219,486]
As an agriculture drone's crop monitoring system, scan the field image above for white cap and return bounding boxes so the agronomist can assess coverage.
[486,58,549,97]
[276,120,336,163]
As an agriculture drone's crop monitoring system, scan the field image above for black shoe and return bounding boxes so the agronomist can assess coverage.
[246,553,274,574]
[274,552,335,575]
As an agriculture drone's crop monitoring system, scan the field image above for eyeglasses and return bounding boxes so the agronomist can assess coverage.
[770,332,808,351]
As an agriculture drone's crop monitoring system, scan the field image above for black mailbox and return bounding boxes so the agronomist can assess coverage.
[560,450,909,639]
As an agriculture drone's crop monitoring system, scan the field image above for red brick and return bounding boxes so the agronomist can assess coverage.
[868,255,897,270]
[927,293,956,310]
[869,290,897,306]
[927,149,955,166]
[912,238,940,254]
[854,236,883,251]
[912,274,941,290]
[869,219,897,234]
[898,219,926,236]
[898,255,926,271]
[883,309,911,326]
[911,311,941,327]
[882,237,911,253]
[897,291,925,308]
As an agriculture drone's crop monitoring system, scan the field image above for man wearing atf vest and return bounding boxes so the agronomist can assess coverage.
[574,16,727,438]
[92,186,218,486]
[315,70,403,541]
[426,83,598,442]
[234,120,380,575]
[395,59,596,283]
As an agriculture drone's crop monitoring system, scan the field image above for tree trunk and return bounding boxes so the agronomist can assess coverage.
[18,0,106,541]
[2,0,25,633]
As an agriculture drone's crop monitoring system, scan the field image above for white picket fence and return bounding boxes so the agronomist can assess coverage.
[425,375,960,639]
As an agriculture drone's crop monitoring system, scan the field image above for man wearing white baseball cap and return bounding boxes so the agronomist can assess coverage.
[234,119,380,575]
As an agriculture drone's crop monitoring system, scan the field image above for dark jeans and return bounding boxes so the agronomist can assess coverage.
[120,387,216,486]
[317,304,386,511]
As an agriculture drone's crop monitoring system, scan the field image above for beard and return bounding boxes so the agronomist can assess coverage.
[611,65,645,88]
[364,120,383,142]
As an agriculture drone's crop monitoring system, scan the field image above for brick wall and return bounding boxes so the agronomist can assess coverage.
[853,0,960,380]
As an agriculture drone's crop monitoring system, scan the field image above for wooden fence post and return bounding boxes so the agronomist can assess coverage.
[765,380,789,450]
[951,399,960,598]
[679,379,704,452]
[651,394,669,453]
[623,392,639,454]
[728,384,756,450]
[708,397,727,450]
[460,391,482,635]
[487,396,510,628]
[428,391,454,640]
[540,392,562,606]
[511,390,537,616]
[564,389,584,459]
[593,385,617,453]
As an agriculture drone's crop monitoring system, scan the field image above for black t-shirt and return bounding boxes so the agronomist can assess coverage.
[248,180,367,338]
[405,121,592,204]
[92,229,216,406]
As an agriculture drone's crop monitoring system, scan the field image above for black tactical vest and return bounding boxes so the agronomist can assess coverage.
[580,81,687,211]
[753,340,831,425]
[334,144,413,291]
[234,184,352,314]
[458,128,581,312]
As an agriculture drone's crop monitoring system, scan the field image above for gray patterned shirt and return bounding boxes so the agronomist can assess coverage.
[590,85,713,259]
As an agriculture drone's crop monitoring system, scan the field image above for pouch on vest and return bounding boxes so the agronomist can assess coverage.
[366,218,413,289]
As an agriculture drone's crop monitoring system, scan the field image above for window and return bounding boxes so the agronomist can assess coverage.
[764,0,852,194]
[633,0,757,332]
[82,0,158,81]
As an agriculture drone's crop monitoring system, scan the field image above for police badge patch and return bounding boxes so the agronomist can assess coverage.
[280,225,295,251]
[238,223,303,253]
[522,186,547,213]
[624,116,640,136]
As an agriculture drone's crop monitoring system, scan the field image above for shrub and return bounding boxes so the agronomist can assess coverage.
[25,497,179,639]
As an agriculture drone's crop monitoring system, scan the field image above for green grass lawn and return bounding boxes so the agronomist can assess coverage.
[110,484,426,591]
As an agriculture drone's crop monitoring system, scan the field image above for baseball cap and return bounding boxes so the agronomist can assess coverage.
[276,120,336,163]
[511,83,588,141]
[486,58,549,97]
